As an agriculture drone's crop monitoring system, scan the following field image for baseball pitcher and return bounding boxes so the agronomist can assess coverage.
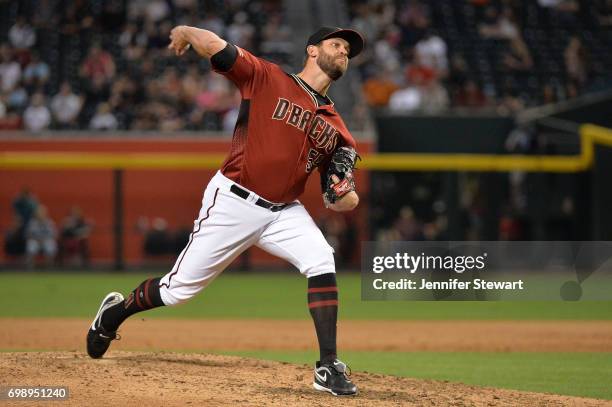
[86,25,365,396]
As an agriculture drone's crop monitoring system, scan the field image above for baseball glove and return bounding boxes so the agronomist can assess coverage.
[322,146,360,204]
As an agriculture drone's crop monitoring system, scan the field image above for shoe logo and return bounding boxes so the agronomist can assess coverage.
[124,292,134,309]
[314,370,327,383]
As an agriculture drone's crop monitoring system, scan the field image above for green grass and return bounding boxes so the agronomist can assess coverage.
[0,272,611,319]
[1,272,611,400]
[218,350,612,400]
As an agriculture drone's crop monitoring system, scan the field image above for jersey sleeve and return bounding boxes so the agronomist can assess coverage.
[211,44,267,98]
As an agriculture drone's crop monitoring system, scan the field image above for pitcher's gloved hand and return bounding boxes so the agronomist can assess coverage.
[323,146,359,204]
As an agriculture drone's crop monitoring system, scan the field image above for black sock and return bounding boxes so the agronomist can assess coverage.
[101,277,165,331]
[307,273,338,365]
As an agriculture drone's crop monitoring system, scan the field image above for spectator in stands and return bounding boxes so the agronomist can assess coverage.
[13,188,38,227]
[541,82,559,104]
[454,79,491,108]
[497,81,525,114]
[393,206,425,240]
[319,214,358,267]
[79,44,116,85]
[222,89,241,133]
[23,93,51,131]
[564,36,590,88]
[419,77,450,114]
[499,210,524,240]
[351,3,380,49]
[193,71,234,118]
[448,54,470,96]
[0,1,298,132]
[505,124,534,212]
[118,23,147,61]
[32,0,60,29]
[362,67,400,108]
[0,96,6,119]
[144,0,171,23]
[405,52,436,88]
[424,211,449,241]
[502,38,533,74]
[60,0,94,36]
[82,75,111,123]
[51,82,83,129]
[8,16,36,51]
[171,0,195,16]
[260,12,293,63]
[414,30,448,78]
[398,0,430,28]
[5,189,38,258]
[146,21,173,51]
[158,103,184,131]
[23,52,50,91]
[131,100,158,130]
[25,205,57,268]
[127,0,148,21]
[7,82,29,113]
[108,74,138,129]
[4,215,27,257]
[373,27,402,72]
[397,0,431,47]
[180,64,201,104]
[159,67,182,105]
[565,79,580,99]
[89,103,118,131]
[389,53,442,113]
[388,78,422,113]
[227,11,255,50]
[199,11,226,38]
[478,6,519,40]
[58,206,91,267]
[0,45,22,93]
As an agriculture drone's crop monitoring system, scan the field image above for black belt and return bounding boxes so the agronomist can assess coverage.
[230,184,291,212]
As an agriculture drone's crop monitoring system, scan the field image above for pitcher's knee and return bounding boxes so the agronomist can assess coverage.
[301,248,335,278]
[159,284,203,306]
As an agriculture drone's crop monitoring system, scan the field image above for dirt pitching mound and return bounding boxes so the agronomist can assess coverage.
[3,318,612,352]
[1,352,609,407]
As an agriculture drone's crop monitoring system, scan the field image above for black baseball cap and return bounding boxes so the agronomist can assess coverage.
[306,27,365,59]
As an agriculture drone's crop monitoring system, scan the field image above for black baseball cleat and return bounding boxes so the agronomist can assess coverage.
[86,292,124,359]
[313,358,358,396]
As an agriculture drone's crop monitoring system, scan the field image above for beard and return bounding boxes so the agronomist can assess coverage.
[316,49,347,81]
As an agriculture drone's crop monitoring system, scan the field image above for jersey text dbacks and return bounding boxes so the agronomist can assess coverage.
[213,46,356,203]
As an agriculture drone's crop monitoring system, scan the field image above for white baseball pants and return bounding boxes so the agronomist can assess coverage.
[159,171,335,305]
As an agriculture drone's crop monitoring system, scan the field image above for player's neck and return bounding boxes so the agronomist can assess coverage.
[296,68,332,96]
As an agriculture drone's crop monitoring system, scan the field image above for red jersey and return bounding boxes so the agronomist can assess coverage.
[213,46,356,203]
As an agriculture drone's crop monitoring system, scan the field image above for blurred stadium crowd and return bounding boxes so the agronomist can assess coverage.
[352,0,612,114]
[1,0,612,131]
[0,0,292,131]
[6,189,92,267]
